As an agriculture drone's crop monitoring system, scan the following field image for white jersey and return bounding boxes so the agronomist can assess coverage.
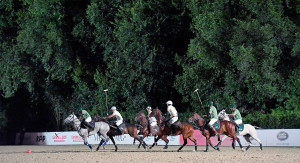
[167,105,178,117]
[112,110,123,121]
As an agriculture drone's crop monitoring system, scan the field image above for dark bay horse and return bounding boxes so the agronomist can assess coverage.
[149,108,197,152]
[134,111,158,148]
[94,115,147,151]
[189,112,244,152]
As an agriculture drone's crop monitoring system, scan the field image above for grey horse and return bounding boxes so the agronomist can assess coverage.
[64,113,110,151]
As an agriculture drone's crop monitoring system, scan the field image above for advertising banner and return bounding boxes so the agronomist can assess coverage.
[15,131,180,146]
[180,129,300,147]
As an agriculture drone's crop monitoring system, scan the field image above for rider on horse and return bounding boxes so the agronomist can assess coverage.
[166,100,180,134]
[207,101,218,136]
[228,104,243,133]
[78,107,94,131]
[105,106,124,134]
[146,106,157,136]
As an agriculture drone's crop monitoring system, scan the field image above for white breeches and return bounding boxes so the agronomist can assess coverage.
[85,117,92,123]
[150,121,157,127]
[235,119,243,125]
[170,116,178,124]
[149,117,157,126]
[116,120,123,126]
[209,118,218,127]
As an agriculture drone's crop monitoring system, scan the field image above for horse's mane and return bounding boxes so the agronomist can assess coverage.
[137,110,145,116]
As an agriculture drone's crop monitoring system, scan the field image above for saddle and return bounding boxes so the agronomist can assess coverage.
[108,122,125,134]
[213,121,221,130]
[237,124,244,132]
[80,121,95,132]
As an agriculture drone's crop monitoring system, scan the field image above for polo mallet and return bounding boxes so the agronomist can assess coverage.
[104,89,109,115]
[194,89,204,110]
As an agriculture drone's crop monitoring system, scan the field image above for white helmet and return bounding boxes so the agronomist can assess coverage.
[146,106,152,110]
[111,106,117,111]
[166,100,173,105]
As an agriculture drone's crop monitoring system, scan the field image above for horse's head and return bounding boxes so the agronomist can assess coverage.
[64,113,77,124]
[188,112,199,123]
[93,115,103,122]
[134,111,145,122]
[189,112,205,126]
[218,109,229,121]
[150,108,159,117]
[150,108,165,124]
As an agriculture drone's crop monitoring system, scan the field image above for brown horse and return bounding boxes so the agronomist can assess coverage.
[188,112,244,152]
[134,111,158,148]
[94,115,147,151]
[149,108,197,152]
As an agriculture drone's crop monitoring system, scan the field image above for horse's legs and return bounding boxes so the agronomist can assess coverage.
[232,139,236,149]
[134,135,147,149]
[178,138,187,152]
[216,135,228,147]
[234,136,244,151]
[243,135,252,151]
[204,140,209,152]
[188,136,197,151]
[129,130,147,149]
[137,133,148,149]
[161,135,169,149]
[109,135,118,152]
[83,136,93,151]
[250,132,263,151]
[96,139,105,151]
[133,138,136,145]
[150,136,160,149]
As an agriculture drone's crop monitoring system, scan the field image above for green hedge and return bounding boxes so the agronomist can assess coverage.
[244,109,300,129]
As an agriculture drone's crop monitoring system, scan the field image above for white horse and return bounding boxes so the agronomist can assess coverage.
[64,113,110,151]
[218,110,262,151]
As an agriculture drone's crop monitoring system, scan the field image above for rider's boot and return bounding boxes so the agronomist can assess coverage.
[167,122,173,134]
[233,122,239,134]
[171,124,177,135]
[83,121,94,134]
[210,125,218,136]
[118,126,124,134]
[148,124,152,136]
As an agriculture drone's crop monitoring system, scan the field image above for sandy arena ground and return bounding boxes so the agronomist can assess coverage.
[0,145,299,163]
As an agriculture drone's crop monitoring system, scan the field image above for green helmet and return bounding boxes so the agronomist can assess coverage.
[78,107,83,111]
[231,104,236,108]
[208,101,213,105]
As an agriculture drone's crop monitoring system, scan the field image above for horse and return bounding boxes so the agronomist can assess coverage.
[134,111,158,148]
[218,109,263,151]
[188,112,244,152]
[64,113,110,151]
[93,115,147,151]
[149,108,197,152]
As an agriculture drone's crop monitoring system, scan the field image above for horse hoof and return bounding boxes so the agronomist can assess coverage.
[242,148,245,152]
[204,150,208,152]
[163,146,168,149]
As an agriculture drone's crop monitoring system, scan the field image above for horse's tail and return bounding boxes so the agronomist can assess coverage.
[253,126,261,129]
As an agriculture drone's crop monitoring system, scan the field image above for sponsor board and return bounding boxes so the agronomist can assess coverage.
[15,129,300,146]
[180,129,300,147]
[15,131,180,145]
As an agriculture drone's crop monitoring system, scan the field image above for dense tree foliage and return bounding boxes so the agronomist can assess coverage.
[0,0,299,135]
